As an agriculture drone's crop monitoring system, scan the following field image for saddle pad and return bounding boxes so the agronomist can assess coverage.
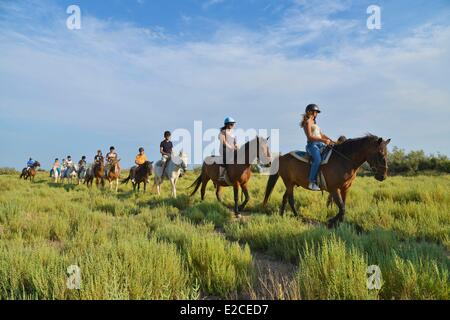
[290,148,332,165]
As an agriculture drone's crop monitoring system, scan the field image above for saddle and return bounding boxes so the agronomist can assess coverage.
[205,156,233,186]
[289,146,332,165]
[289,146,333,191]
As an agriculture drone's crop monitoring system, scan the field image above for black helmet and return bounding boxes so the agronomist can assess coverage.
[67,156,71,159]
[164,131,171,138]
[139,147,144,152]
[110,146,115,150]
[305,104,321,113]
[82,156,86,159]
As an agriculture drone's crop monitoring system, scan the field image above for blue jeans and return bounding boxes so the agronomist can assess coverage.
[306,141,325,183]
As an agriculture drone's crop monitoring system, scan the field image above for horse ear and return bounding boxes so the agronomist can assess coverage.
[267,136,270,141]
[377,137,383,145]
[385,138,391,145]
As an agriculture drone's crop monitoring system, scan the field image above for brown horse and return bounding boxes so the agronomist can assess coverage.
[93,158,105,188]
[106,159,121,192]
[121,161,153,192]
[20,161,41,182]
[263,134,390,228]
[190,136,272,216]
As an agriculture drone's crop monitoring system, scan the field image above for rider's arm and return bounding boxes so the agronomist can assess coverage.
[160,146,170,156]
[321,132,335,144]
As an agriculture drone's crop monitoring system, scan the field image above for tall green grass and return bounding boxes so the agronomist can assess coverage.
[0,172,448,300]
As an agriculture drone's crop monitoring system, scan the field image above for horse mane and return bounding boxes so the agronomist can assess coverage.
[333,133,379,154]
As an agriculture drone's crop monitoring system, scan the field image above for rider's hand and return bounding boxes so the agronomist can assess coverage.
[324,138,331,145]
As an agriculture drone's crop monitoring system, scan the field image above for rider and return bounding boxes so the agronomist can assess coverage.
[160,131,173,172]
[132,147,148,184]
[65,156,74,168]
[105,146,118,177]
[94,150,103,163]
[26,157,35,172]
[218,117,238,182]
[52,158,61,176]
[78,156,87,168]
[301,104,335,191]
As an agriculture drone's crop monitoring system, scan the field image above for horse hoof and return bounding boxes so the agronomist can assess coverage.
[327,218,339,229]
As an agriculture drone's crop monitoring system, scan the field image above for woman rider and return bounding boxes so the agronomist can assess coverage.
[131,147,148,184]
[218,117,238,182]
[301,104,335,191]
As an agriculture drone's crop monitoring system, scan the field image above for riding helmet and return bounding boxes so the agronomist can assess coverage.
[139,147,144,152]
[110,146,115,150]
[305,104,321,113]
[224,117,236,125]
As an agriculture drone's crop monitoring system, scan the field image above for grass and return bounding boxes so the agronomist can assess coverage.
[0,172,448,300]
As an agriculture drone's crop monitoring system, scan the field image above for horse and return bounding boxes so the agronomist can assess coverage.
[61,165,77,184]
[20,161,41,182]
[93,159,105,188]
[263,134,390,228]
[106,159,121,192]
[77,164,87,185]
[122,161,154,192]
[190,136,272,217]
[51,164,61,183]
[84,165,95,187]
[153,152,188,198]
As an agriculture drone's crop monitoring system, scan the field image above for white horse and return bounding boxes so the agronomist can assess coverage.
[153,152,188,198]
[61,164,78,184]
[51,164,60,183]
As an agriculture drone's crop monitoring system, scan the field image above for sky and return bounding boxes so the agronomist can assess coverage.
[0,0,449,169]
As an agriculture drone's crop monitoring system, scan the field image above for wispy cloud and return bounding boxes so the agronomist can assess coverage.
[0,0,449,168]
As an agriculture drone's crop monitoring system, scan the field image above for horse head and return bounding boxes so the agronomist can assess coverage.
[366,136,391,181]
[172,152,188,170]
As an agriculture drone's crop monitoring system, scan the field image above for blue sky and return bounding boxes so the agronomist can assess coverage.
[1,0,449,169]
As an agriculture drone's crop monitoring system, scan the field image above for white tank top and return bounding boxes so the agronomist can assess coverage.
[311,123,321,138]
[219,129,236,150]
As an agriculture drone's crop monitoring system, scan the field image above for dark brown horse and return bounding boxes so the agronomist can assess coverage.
[20,161,41,182]
[93,157,105,188]
[263,134,390,228]
[190,136,272,217]
[121,161,153,192]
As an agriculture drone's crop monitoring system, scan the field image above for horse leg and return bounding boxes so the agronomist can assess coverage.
[286,183,299,217]
[233,184,240,217]
[327,188,345,228]
[115,178,119,192]
[238,183,250,212]
[170,178,176,198]
[215,185,223,202]
[280,191,288,216]
[200,177,209,201]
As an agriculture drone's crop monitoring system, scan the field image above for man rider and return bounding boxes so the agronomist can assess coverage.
[26,158,35,172]
[160,131,173,173]
[105,146,118,177]
[65,156,74,168]
[132,147,148,184]
[78,156,87,168]
[94,150,103,163]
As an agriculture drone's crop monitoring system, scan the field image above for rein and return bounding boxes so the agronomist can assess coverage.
[328,144,354,165]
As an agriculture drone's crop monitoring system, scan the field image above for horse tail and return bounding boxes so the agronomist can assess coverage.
[121,175,131,185]
[189,168,204,197]
[263,172,279,206]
